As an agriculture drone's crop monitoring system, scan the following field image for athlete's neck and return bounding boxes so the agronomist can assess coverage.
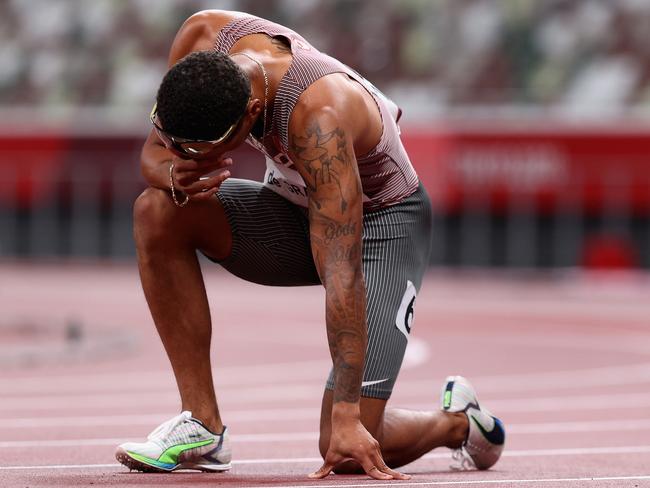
[232,52,276,140]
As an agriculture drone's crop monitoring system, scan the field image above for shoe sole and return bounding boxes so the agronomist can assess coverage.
[115,447,231,473]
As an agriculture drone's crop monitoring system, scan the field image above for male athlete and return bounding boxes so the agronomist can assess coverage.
[116,10,505,479]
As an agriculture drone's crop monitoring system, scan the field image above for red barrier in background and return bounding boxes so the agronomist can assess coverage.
[1,124,649,214]
[404,124,650,214]
[0,136,69,206]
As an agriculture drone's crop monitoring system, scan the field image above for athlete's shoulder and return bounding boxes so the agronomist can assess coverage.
[183,9,243,34]
[288,75,362,139]
[167,10,244,66]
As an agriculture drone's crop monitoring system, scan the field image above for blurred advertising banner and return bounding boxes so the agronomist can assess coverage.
[1,126,648,267]
[0,136,69,206]
[404,125,650,214]
[1,126,649,213]
[0,136,144,207]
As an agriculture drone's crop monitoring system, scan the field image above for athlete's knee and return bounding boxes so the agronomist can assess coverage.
[133,187,176,246]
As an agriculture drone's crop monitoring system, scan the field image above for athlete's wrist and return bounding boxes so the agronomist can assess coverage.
[331,401,361,423]
[168,161,190,207]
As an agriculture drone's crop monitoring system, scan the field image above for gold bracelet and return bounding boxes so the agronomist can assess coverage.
[169,162,189,207]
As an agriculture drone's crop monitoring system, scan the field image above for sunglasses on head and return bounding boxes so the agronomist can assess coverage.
[150,102,246,157]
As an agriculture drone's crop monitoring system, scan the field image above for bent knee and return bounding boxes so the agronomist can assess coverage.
[133,187,176,243]
[134,186,173,220]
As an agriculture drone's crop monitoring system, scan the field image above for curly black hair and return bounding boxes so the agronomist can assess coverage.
[156,50,251,140]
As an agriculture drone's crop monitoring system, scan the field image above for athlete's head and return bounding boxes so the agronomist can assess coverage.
[152,50,261,159]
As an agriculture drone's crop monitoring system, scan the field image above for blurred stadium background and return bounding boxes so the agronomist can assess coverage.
[2,0,650,269]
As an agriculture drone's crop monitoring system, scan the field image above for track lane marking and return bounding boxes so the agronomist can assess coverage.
[238,475,650,487]
[0,338,429,396]
[4,390,650,427]
[2,445,650,470]
[4,418,650,447]
[4,381,650,412]
[250,475,650,487]
[4,361,650,404]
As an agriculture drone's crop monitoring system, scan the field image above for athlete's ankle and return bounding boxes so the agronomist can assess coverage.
[444,412,468,449]
[185,410,224,434]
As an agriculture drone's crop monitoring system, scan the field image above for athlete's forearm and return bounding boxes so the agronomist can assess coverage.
[315,213,367,406]
[140,130,174,190]
[289,116,368,409]
[325,264,367,406]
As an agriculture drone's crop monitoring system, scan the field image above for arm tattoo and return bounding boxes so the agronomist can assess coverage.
[291,119,367,405]
[324,220,356,244]
[290,123,349,212]
[321,254,366,404]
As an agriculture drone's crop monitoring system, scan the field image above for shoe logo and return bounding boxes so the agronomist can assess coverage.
[361,378,390,388]
[470,415,505,446]
[158,439,215,464]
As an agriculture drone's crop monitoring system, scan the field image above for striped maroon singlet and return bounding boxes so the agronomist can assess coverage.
[214,14,419,211]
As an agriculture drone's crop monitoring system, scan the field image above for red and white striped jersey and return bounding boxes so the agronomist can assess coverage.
[215,14,419,211]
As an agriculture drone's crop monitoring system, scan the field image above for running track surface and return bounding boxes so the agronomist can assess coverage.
[1,262,650,488]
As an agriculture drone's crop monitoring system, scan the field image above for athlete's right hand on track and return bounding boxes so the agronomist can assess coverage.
[170,154,232,202]
[309,418,411,481]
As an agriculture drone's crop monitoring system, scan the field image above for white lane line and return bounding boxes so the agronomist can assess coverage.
[240,475,650,487]
[487,391,650,413]
[1,463,119,470]
[509,418,650,434]
[424,295,650,320]
[247,475,650,488]
[0,359,331,393]
[5,360,650,409]
[0,432,319,448]
[4,418,650,448]
[0,340,432,411]
[0,408,319,428]
[474,362,650,392]
[0,338,429,397]
[4,390,650,429]
[492,332,650,355]
[5,358,650,404]
[0,384,325,410]
[2,446,650,471]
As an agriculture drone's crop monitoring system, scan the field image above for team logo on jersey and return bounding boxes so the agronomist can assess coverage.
[395,280,417,338]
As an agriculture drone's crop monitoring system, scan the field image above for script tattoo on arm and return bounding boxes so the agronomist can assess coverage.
[290,118,367,405]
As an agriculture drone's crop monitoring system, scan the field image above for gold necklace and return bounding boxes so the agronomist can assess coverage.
[231,52,269,141]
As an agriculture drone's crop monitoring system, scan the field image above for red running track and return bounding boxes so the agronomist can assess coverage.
[1,262,650,488]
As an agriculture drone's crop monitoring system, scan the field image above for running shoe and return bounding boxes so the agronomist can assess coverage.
[441,375,505,470]
[115,411,231,472]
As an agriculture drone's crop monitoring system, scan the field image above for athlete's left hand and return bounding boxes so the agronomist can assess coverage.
[308,418,411,480]
[171,154,232,202]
